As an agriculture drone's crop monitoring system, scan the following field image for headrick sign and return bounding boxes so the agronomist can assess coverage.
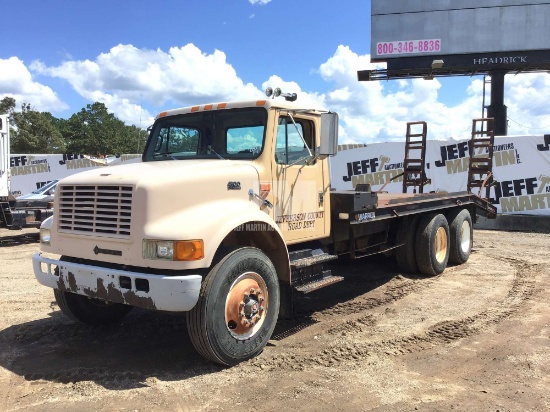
[358,50,550,81]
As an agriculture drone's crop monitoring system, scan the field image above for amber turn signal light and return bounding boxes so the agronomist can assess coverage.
[174,240,204,261]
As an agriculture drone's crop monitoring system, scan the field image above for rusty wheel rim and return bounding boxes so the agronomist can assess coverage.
[435,226,448,263]
[225,271,268,340]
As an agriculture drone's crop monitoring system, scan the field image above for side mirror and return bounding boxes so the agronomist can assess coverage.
[319,112,339,157]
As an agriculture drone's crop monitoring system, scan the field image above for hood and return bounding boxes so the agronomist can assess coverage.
[58,159,257,187]
[55,159,262,240]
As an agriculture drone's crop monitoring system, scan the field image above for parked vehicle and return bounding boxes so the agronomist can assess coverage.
[0,114,57,229]
[10,180,58,228]
[32,93,496,365]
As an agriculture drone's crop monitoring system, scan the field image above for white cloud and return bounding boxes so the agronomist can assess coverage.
[314,45,550,143]
[6,42,550,142]
[249,0,271,4]
[313,45,481,143]
[0,57,68,112]
[503,72,550,134]
[30,44,264,126]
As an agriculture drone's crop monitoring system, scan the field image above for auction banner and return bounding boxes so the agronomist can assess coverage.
[9,154,141,197]
[10,135,550,216]
[331,135,550,216]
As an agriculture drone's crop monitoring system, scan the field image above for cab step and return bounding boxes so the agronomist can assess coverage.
[289,248,337,269]
[293,271,344,294]
[289,248,342,294]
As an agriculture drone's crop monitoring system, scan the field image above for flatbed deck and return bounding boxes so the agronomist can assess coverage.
[330,190,497,224]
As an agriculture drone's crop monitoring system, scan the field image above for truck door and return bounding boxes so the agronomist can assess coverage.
[272,112,328,244]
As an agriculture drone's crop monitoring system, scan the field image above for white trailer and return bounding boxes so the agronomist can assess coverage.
[0,114,11,223]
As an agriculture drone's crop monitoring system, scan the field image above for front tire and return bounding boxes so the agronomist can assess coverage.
[186,247,280,366]
[54,289,133,326]
[415,214,450,276]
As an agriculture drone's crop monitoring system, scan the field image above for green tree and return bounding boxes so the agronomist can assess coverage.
[64,102,138,156]
[121,124,148,154]
[10,103,66,153]
[0,96,16,115]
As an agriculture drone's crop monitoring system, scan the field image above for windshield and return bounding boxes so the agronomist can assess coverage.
[143,107,267,161]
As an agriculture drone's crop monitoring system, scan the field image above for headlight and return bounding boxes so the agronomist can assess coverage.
[143,239,204,261]
[156,241,174,259]
[40,228,51,245]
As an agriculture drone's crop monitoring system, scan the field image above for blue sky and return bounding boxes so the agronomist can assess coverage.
[1,0,549,143]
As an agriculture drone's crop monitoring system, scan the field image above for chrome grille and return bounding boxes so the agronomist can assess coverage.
[58,185,133,238]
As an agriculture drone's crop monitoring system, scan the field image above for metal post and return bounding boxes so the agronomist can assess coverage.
[486,70,508,136]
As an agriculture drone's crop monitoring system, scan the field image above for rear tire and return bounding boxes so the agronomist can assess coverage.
[415,214,450,276]
[54,289,133,326]
[186,247,280,366]
[395,216,420,273]
[447,209,473,264]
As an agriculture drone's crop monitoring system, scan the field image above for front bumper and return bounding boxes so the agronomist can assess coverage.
[32,253,202,312]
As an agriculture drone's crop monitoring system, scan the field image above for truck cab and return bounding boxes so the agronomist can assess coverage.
[33,97,340,365]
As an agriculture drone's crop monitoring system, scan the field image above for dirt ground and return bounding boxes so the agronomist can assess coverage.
[0,227,548,412]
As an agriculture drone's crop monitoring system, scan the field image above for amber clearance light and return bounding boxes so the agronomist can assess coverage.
[174,240,204,261]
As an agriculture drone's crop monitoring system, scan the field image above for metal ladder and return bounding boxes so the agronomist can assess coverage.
[467,118,495,199]
[402,121,429,193]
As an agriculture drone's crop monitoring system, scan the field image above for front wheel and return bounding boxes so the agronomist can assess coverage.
[186,247,280,366]
[54,289,133,326]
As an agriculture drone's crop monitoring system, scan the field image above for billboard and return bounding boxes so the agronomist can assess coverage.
[369,0,550,73]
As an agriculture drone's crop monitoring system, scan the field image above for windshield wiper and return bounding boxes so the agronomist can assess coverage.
[153,152,177,160]
[207,145,225,160]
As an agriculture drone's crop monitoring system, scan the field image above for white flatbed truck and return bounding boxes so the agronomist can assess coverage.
[32,93,496,365]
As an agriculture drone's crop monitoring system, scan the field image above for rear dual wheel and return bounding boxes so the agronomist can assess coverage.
[415,214,450,276]
[395,216,420,273]
[447,209,473,265]
[397,209,473,276]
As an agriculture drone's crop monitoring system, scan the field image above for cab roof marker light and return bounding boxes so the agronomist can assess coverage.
[191,106,200,112]
[204,104,213,110]
[256,100,267,106]
[158,111,168,118]
[217,103,227,109]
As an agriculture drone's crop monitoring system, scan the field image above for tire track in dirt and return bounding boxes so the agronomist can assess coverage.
[271,276,434,341]
[247,256,538,371]
[314,278,431,318]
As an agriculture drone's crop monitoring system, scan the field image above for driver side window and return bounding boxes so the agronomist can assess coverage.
[275,116,315,165]
[154,126,200,156]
